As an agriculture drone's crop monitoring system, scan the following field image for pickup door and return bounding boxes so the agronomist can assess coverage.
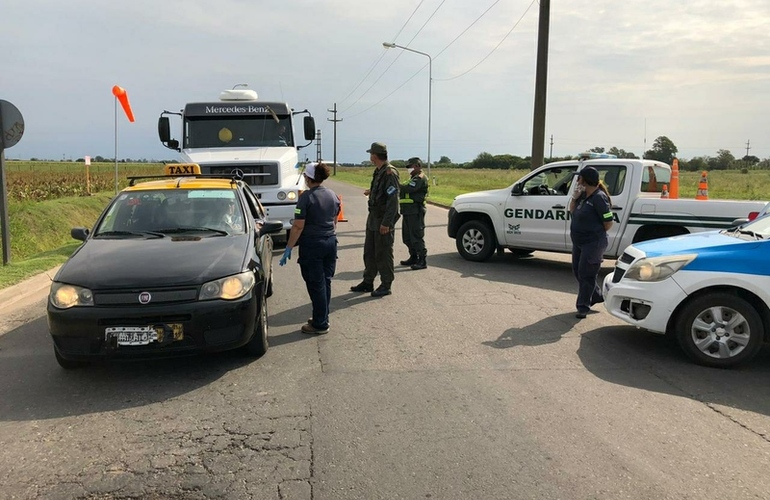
[504,162,633,253]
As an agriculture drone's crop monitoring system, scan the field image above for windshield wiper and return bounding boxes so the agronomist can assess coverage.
[95,230,164,238]
[156,227,229,236]
[738,229,764,240]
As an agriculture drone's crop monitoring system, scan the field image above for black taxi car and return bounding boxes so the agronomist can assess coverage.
[47,164,283,368]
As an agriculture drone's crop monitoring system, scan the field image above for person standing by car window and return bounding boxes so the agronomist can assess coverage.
[568,166,613,319]
[399,157,429,270]
[280,162,340,334]
[350,142,400,297]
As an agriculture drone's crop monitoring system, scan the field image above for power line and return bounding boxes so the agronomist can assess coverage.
[336,0,428,108]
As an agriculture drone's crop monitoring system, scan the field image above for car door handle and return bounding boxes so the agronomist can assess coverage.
[552,204,566,209]
[612,206,623,210]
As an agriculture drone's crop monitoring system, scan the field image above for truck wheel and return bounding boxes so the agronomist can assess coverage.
[674,293,763,368]
[456,220,496,262]
[245,293,269,357]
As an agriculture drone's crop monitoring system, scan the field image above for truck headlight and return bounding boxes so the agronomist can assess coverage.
[624,254,697,282]
[286,191,297,201]
[50,283,94,308]
[199,271,255,301]
[277,191,287,201]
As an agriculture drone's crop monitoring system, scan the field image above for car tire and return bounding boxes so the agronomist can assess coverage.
[54,347,88,370]
[456,220,496,262]
[674,293,764,368]
[245,292,269,357]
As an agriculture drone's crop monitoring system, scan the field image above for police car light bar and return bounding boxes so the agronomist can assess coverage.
[579,152,617,160]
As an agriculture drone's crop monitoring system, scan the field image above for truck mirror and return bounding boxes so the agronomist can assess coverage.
[303,116,315,141]
[158,117,171,142]
[167,139,179,149]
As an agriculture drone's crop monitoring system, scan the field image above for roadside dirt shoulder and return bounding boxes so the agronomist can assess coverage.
[0,266,60,336]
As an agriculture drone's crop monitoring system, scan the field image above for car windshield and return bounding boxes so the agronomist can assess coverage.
[95,189,246,236]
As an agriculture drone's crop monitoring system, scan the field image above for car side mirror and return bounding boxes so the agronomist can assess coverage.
[71,227,90,241]
[259,220,284,235]
[511,183,523,195]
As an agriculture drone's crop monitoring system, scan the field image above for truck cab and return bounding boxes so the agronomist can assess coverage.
[158,89,316,238]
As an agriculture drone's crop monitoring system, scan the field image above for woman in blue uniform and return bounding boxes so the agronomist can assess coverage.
[568,167,614,319]
[280,162,340,334]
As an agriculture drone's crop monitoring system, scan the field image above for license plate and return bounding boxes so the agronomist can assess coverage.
[105,324,184,346]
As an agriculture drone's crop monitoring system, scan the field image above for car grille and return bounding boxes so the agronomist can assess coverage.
[94,288,198,306]
[612,267,626,283]
[619,252,634,264]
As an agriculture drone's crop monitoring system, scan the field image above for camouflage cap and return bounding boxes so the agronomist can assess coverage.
[407,157,422,167]
[366,142,388,155]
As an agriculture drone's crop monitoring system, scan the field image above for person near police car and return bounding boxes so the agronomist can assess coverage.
[350,142,400,297]
[399,156,429,270]
[280,162,340,334]
[568,166,613,319]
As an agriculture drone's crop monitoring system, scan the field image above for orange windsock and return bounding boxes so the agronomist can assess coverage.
[112,85,135,122]
[670,158,679,199]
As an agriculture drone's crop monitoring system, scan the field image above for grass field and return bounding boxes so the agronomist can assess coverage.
[1,161,768,289]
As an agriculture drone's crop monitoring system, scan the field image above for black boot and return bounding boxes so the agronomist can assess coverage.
[400,251,417,266]
[410,252,427,270]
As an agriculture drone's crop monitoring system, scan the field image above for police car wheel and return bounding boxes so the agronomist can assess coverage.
[456,220,496,262]
[245,292,269,357]
[674,293,763,368]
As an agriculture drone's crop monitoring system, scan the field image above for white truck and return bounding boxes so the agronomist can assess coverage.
[447,154,768,261]
[158,89,316,239]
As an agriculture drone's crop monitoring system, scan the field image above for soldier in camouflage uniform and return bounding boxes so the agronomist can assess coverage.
[350,142,400,297]
[399,157,429,270]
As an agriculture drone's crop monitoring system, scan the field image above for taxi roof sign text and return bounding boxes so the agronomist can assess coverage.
[165,163,201,176]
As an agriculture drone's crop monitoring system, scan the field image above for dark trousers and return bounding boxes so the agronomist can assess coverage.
[401,209,426,254]
[363,228,395,287]
[299,235,337,329]
[571,238,607,314]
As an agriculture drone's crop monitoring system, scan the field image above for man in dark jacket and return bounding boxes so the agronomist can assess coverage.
[350,142,400,297]
[399,157,429,270]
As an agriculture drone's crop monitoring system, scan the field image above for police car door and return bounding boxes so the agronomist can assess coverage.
[504,164,578,251]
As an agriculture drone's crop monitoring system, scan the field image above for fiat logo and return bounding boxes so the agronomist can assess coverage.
[138,292,152,304]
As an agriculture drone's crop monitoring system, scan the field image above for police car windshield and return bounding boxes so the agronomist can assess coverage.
[95,189,245,236]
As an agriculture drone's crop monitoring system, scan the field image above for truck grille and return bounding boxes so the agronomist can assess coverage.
[208,163,279,186]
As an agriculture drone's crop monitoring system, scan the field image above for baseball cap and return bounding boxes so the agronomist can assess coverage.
[304,162,318,181]
[575,166,600,185]
[366,142,388,155]
[407,157,422,167]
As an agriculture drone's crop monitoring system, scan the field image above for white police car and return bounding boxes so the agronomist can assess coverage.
[603,213,770,368]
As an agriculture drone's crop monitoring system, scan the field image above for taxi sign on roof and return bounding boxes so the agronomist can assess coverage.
[165,163,201,176]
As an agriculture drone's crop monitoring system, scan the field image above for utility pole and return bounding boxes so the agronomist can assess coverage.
[315,129,322,162]
[745,139,751,157]
[327,103,342,175]
[549,134,553,160]
[530,0,550,170]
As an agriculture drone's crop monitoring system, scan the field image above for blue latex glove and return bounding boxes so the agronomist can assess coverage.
[279,246,293,266]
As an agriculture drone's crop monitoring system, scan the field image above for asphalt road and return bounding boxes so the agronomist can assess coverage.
[1,178,769,499]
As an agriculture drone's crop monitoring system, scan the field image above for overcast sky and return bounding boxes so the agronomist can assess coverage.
[3,0,769,164]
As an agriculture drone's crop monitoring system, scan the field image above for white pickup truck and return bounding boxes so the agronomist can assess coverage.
[447,156,768,261]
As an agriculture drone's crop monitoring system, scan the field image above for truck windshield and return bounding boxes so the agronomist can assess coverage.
[184,116,293,149]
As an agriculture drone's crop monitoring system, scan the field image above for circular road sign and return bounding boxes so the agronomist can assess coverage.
[0,100,25,149]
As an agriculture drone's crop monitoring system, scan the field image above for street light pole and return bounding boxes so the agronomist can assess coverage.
[382,42,432,184]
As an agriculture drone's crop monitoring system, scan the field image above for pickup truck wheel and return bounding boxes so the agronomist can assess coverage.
[456,220,496,262]
[674,293,763,368]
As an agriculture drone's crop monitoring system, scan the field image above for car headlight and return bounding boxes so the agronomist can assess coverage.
[50,283,94,309]
[624,254,697,282]
[199,271,255,301]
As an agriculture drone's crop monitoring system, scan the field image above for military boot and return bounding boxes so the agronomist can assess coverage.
[410,252,427,270]
[400,251,417,266]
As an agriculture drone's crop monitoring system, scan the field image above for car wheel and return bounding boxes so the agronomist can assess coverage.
[54,347,88,370]
[456,220,496,262]
[674,293,764,368]
[245,292,269,357]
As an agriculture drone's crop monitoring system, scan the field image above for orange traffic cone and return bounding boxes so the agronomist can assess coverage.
[337,195,348,222]
[695,171,709,200]
[661,184,669,198]
[670,159,680,199]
